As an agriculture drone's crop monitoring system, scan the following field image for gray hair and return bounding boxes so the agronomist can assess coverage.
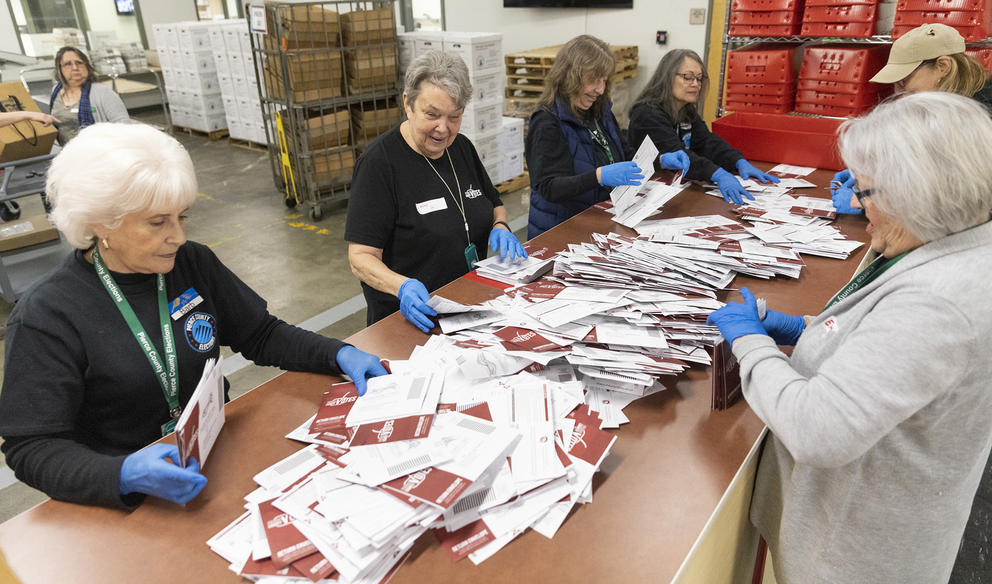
[838,92,992,242]
[403,50,472,110]
[47,123,198,249]
[633,49,708,124]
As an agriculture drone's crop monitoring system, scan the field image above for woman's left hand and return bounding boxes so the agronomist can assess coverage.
[488,227,528,260]
[736,160,781,185]
[335,345,388,396]
[706,287,768,345]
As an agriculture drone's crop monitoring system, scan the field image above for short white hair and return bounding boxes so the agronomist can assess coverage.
[47,123,197,249]
[404,50,472,110]
[838,92,992,242]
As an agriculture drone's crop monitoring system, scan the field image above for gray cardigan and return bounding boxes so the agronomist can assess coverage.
[51,82,129,123]
[733,219,992,583]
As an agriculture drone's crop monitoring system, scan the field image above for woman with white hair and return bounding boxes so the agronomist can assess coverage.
[707,92,992,583]
[346,51,525,333]
[0,123,387,509]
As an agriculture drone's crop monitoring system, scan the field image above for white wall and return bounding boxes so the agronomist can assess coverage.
[137,0,199,49]
[0,3,20,53]
[445,0,711,105]
[83,0,142,45]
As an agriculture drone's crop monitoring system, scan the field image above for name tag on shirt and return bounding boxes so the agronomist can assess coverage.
[170,287,204,321]
[416,197,448,215]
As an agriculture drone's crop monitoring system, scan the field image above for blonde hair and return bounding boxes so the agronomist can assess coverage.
[935,52,990,97]
[536,35,615,118]
[47,123,198,249]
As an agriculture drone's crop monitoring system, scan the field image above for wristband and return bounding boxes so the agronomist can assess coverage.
[492,221,511,231]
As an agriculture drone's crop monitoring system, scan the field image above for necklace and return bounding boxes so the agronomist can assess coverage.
[422,149,470,246]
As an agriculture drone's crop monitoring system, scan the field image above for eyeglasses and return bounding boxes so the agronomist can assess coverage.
[60,60,86,69]
[852,183,873,206]
[676,72,707,84]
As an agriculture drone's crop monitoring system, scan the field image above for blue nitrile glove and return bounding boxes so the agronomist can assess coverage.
[599,161,644,187]
[660,150,690,173]
[712,167,754,205]
[398,278,436,334]
[830,168,861,214]
[761,308,806,346]
[335,345,388,396]
[488,227,528,260]
[735,159,781,185]
[119,443,207,504]
[706,287,767,345]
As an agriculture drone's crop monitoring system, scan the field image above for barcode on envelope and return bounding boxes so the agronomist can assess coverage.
[457,417,495,435]
[387,454,432,477]
[408,377,426,400]
[451,488,491,515]
[275,449,315,475]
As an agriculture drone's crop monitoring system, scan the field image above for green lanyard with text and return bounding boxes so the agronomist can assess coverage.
[92,247,180,435]
[822,251,908,312]
[588,119,615,165]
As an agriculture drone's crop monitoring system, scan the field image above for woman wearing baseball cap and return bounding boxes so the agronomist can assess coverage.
[832,23,992,215]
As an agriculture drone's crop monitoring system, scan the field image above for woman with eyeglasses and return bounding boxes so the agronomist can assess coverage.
[525,35,643,239]
[49,46,129,146]
[707,92,992,584]
[628,49,779,205]
[831,23,992,215]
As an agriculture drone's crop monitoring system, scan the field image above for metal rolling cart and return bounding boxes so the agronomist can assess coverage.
[250,0,402,220]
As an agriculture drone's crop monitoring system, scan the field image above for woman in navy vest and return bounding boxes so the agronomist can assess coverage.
[525,35,643,239]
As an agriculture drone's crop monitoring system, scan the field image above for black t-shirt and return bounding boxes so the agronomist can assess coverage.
[345,126,503,324]
[0,241,345,508]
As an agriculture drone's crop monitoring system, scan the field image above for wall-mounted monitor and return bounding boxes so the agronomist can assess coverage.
[504,0,634,7]
[115,0,135,15]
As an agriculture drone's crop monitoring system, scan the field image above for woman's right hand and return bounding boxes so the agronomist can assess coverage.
[119,443,207,504]
[398,278,437,333]
[598,161,644,187]
[712,168,754,205]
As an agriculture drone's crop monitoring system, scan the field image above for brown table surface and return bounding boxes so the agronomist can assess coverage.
[0,168,868,583]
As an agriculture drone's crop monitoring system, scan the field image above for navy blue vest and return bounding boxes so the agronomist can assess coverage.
[527,96,624,239]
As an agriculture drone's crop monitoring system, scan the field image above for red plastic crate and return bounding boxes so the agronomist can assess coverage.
[965,47,992,71]
[897,0,984,10]
[725,82,796,96]
[801,20,878,36]
[724,99,795,113]
[891,22,990,39]
[794,100,880,116]
[725,90,797,104]
[711,112,846,169]
[895,9,989,26]
[805,0,878,5]
[726,47,798,84]
[731,9,803,24]
[797,77,872,93]
[732,0,803,10]
[804,4,878,21]
[729,23,805,35]
[796,87,888,108]
[799,45,891,84]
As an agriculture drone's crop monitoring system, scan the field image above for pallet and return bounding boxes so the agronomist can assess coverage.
[228,137,269,151]
[505,44,638,72]
[496,171,530,194]
[172,126,229,141]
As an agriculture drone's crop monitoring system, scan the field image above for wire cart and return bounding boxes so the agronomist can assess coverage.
[250,0,402,220]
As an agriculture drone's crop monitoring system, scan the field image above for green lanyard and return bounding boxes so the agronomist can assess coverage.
[588,119,615,165]
[92,248,181,434]
[822,251,908,312]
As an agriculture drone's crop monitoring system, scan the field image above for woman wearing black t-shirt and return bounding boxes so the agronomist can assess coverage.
[345,51,526,332]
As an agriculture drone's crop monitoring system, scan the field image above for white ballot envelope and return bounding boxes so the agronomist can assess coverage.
[176,356,226,469]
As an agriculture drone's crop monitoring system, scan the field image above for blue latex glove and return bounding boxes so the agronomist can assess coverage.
[761,308,806,346]
[706,287,767,345]
[830,168,862,214]
[119,443,207,504]
[660,150,690,173]
[488,227,528,260]
[599,161,644,187]
[335,345,388,396]
[398,278,436,333]
[712,168,754,205]
[735,159,781,184]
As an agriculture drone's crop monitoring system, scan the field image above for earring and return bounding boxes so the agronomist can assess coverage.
[101,238,110,250]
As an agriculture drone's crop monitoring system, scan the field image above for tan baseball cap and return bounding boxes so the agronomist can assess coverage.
[870,23,966,84]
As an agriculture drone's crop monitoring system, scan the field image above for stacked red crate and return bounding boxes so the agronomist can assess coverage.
[802,0,881,37]
[724,45,799,113]
[893,0,992,40]
[729,0,806,37]
[965,47,992,70]
[795,44,893,116]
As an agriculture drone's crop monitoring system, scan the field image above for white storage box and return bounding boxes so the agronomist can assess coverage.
[188,71,221,95]
[188,93,224,116]
[209,28,227,55]
[397,31,417,73]
[444,32,502,73]
[469,69,504,106]
[414,32,446,57]
[218,73,235,98]
[501,150,524,183]
[192,52,216,75]
[233,74,250,98]
[228,53,248,80]
[501,116,524,152]
[178,22,212,52]
[461,102,502,137]
[187,112,227,133]
[224,27,243,55]
[212,51,230,74]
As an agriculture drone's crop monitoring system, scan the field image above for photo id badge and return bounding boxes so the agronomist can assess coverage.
[161,418,177,436]
[464,242,479,270]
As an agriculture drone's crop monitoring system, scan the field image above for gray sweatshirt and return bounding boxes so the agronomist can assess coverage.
[733,219,992,583]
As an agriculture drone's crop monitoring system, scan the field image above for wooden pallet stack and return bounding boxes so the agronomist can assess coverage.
[503,44,638,115]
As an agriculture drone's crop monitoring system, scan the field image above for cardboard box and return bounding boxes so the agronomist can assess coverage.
[344,47,397,92]
[352,103,401,145]
[306,145,355,185]
[267,5,340,48]
[341,9,395,46]
[264,61,342,103]
[0,214,59,252]
[302,109,351,149]
[0,82,57,162]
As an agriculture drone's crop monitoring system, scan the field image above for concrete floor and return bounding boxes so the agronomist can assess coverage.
[0,109,531,521]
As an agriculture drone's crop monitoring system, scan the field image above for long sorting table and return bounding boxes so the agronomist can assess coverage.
[0,169,868,583]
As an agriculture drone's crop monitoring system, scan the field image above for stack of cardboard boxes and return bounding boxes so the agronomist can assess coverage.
[155,21,230,134]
